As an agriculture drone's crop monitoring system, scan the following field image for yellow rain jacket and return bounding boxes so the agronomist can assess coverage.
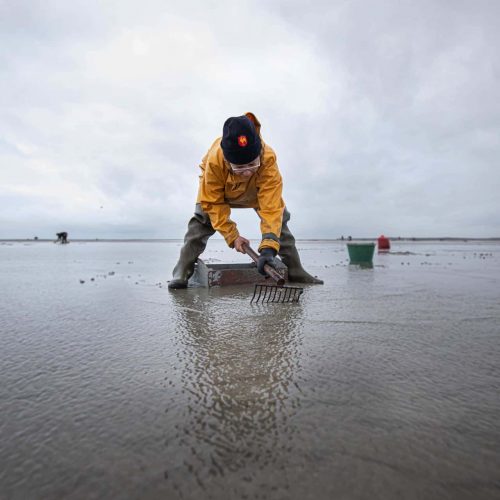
[197,112,285,253]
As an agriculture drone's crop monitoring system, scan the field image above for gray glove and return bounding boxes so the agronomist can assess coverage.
[257,248,277,276]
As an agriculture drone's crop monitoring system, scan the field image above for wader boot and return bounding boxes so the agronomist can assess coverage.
[278,208,324,284]
[168,204,215,289]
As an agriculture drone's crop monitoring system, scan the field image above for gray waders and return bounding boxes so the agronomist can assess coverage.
[168,205,215,289]
[278,208,323,284]
[168,205,323,289]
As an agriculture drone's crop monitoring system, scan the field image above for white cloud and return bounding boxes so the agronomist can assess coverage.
[1,0,499,239]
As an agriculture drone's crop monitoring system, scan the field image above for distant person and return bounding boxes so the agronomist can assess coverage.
[56,232,68,244]
[168,112,324,289]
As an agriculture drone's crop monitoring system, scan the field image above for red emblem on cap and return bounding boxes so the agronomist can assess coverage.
[238,135,248,147]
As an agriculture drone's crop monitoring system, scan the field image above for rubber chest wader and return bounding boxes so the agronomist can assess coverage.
[278,208,323,284]
[168,205,215,289]
[168,206,323,289]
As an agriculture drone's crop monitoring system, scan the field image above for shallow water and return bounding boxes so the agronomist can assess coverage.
[1,240,499,499]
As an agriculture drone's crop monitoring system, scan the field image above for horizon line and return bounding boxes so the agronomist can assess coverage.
[2,237,500,242]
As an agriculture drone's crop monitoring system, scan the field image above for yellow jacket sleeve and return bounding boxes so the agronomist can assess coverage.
[255,149,285,253]
[197,149,240,247]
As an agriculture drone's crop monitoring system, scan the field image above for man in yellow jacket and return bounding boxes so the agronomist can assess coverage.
[168,113,323,289]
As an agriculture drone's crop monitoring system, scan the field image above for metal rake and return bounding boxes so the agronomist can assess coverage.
[243,243,304,304]
[251,283,304,303]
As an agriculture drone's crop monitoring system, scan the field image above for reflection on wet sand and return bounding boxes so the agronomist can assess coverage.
[167,288,305,493]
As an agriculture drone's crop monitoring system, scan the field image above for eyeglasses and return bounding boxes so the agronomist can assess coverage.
[229,156,261,174]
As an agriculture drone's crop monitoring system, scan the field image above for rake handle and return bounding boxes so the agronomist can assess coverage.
[242,243,285,286]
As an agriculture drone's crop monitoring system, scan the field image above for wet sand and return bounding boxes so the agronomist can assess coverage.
[1,240,499,499]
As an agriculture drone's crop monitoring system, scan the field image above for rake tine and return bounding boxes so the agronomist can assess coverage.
[250,283,305,304]
[254,284,263,303]
[258,284,265,303]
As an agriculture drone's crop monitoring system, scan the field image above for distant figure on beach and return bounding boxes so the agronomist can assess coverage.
[56,232,68,244]
[168,112,324,289]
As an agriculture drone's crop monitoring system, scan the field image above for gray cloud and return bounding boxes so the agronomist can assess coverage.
[1,0,499,239]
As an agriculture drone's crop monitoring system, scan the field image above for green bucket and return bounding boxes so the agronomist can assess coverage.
[347,242,375,265]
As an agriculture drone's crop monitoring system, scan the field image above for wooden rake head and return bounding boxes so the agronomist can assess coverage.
[251,284,304,304]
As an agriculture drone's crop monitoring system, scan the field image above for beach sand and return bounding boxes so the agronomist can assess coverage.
[1,240,499,499]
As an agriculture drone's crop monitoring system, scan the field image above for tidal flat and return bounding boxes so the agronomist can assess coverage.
[1,240,499,499]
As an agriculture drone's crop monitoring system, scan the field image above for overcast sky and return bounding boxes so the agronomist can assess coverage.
[1,0,499,239]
